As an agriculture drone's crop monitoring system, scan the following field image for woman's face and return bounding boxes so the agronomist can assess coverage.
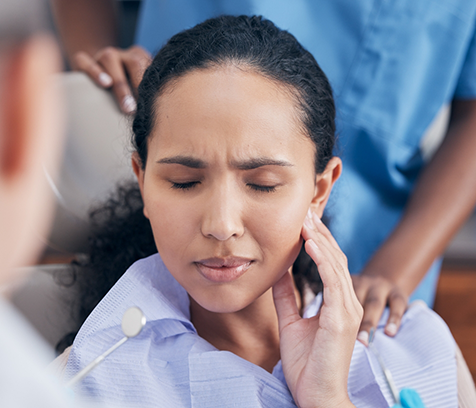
[134,65,333,313]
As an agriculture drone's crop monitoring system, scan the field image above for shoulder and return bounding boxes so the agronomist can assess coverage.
[398,300,455,354]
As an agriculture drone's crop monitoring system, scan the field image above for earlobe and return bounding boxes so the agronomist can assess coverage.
[310,157,342,217]
[131,153,149,219]
[131,152,144,183]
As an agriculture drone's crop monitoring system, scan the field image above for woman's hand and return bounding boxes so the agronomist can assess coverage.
[352,274,408,346]
[72,45,151,114]
[273,211,362,408]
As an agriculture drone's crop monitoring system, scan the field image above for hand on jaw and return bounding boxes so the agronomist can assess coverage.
[272,209,361,408]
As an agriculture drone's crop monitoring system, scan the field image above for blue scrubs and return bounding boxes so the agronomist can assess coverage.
[135,0,476,305]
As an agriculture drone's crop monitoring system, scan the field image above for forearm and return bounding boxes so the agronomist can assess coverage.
[50,0,118,66]
[363,99,476,295]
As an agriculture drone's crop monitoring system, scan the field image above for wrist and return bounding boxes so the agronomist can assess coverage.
[360,249,415,295]
[298,394,354,408]
[307,398,355,408]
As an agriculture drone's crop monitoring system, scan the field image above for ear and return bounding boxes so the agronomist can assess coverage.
[131,152,149,219]
[309,157,342,218]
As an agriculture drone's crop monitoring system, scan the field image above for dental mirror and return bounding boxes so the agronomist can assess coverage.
[66,307,146,387]
[122,306,146,338]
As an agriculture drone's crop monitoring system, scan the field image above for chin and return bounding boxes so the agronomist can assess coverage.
[192,289,261,314]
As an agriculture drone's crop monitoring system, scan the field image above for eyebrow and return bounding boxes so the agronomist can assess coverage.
[156,156,293,170]
[231,157,294,170]
[156,156,206,168]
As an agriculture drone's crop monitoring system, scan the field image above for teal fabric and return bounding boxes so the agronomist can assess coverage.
[391,388,426,407]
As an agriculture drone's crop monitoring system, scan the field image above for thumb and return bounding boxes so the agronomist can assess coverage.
[273,271,300,330]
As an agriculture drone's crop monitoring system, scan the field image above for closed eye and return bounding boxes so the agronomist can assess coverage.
[247,184,277,193]
[171,181,200,190]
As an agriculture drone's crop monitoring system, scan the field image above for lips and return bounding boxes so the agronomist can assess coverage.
[194,257,253,283]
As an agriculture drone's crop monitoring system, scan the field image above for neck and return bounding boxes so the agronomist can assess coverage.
[189,280,302,373]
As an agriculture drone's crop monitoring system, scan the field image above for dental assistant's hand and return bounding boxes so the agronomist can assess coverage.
[352,274,408,346]
[350,100,476,345]
[273,212,362,408]
[72,45,151,114]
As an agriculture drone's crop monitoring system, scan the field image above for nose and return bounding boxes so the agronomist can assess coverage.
[200,180,245,241]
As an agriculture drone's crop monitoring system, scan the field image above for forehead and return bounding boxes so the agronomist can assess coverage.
[149,65,314,163]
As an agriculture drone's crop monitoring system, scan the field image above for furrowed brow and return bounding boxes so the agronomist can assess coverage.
[156,156,206,169]
[232,157,294,170]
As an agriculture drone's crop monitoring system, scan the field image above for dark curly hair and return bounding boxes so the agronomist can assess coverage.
[57,15,335,353]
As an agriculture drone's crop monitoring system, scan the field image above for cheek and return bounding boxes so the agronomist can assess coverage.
[248,189,311,263]
[143,189,198,258]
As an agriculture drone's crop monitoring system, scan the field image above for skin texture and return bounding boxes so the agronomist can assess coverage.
[132,65,360,407]
[135,66,319,314]
[0,35,63,285]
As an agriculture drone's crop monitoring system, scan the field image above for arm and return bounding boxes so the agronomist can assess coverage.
[50,0,118,64]
[356,99,476,340]
[50,0,151,113]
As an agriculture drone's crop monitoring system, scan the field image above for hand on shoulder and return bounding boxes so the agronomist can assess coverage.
[72,45,151,114]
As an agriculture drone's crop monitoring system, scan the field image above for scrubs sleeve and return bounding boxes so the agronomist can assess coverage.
[454,22,476,99]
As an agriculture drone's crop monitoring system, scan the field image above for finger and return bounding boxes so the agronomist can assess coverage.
[306,239,363,328]
[273,271,301,330]
[358,288,389,346]
[351,275,369,305]
[305,239,350,308]
[302,209,340,254]
[96,48,136,114]
[302,211,346,267]
[303,223,356,305]
[122,46,151,92]
[73,51,113,88]
[312,213,341,251]
[304,232,348,298]
[384,290,407,336]
[302,220,337,262]
[302,222,349,284]
[302,215,358,311]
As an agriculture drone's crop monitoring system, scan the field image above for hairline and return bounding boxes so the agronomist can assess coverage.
[143,60,316,170]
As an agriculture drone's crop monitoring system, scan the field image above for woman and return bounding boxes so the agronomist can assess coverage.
[63,16,459,407]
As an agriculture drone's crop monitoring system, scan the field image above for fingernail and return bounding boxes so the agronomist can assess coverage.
[304,209,314,229]
[98,72,113,87]
[385,323,397,336]
[409,300,427,310]
[122,95,136,113]
[307,239,318,252]
[357,330,369,346]
[312,212,322,224]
